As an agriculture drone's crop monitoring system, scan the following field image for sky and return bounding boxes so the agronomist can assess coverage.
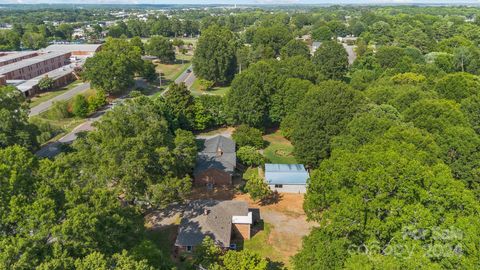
[3,0,480,5]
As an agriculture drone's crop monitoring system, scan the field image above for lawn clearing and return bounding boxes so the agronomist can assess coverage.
[190,79,230,96]
[263,130,297,164]
[29,80,82,108]
[234,193,316,269]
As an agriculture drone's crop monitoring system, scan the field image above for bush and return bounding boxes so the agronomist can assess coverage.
[237,146,265,167]
[38,76,54,91]
[46,100,70,119]
[198,79,214,91]
[30,118,63,145]
[87,90,107,112]
[232,125,264,149]
[72,94,89,118]
[244,174,272,202]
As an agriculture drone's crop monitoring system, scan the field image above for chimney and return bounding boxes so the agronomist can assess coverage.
[217,147,223,156]
[204,209,209,215]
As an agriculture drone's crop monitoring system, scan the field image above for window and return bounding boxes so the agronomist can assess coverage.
[274,184,283,188]
[186,246,193,252]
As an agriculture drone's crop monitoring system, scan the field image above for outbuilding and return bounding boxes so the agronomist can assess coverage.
[264,163,309,193]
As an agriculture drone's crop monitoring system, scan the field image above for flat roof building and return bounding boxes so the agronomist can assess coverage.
[0,52,71,80]
[264,163,310,193]
[43,44,102,57]
[0,51,38,67]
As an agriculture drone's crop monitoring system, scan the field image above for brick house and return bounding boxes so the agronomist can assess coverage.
[194,136,236,187]
[175,200,252,252]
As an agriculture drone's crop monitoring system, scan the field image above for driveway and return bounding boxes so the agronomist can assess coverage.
[29,82,90,117]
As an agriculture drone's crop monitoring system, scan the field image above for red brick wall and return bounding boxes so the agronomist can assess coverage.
[194,168,232,186]
[233,223,251,240]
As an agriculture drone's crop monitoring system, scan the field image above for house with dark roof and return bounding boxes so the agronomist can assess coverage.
[194,135,236,187]
[264,163,310,193]
[175,200,252,252]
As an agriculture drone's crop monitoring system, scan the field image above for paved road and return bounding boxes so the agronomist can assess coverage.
[174,65,196,89]
[36,106,109,158]
[29,82,91,117]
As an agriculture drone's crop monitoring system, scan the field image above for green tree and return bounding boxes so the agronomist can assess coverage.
[87,90,107,113]
[38,76,54,91]
[193,25,237,84]
[140,60,158,83]
[232,125,264,149]
[0,86,38,150]
[164,83,196,130]
[435,72,480,102]
[194,236,222,269]
[244,174,271,202]
[72,94,89,118]
[270,78,313,123]
[290,81,365,166]
[222,250,269,270]
[145,36,175,63]
[237,146,265,167]
[83,38,142,94]
[0,30,21,50]
[312,26,334,41]
[280,39,310,59]
[226,61,281,127]
[130,36,145,55]
[21,32,46,50]
[313,41,348,81]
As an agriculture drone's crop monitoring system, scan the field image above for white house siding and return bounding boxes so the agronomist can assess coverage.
[268,184,306,194]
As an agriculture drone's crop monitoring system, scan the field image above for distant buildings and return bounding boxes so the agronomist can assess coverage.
[264,163,310,193]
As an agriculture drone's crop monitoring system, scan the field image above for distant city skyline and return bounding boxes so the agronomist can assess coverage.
[3,0,480,5]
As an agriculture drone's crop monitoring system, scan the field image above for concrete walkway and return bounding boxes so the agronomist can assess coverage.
[29,82,90,117]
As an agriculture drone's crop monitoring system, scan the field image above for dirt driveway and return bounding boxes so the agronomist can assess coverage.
[233,193,317,261]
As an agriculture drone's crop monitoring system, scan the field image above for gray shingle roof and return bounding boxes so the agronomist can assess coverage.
[194,135,236,175]
[175,200,248,247]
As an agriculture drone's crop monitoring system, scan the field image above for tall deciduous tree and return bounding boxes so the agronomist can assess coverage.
[0,86,38,150]
[313,41,349,81]
[145,36,175,63]
[290,81,365,166]
[83,38,142,94]
[193,25,237,84]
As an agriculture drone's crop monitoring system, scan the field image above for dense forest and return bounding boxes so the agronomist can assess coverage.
[2,4,480,270]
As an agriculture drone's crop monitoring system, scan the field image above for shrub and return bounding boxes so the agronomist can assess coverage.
[237,146,265,167]
[46,100,70,119]
[38,76,54,91]
[244,174,272,202]
[72,94,89,118]
[87,90,107,112]
[232,125,264,149]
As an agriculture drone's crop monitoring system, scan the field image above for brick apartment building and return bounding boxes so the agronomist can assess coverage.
[0,52,71,81]
[0,51,39,67]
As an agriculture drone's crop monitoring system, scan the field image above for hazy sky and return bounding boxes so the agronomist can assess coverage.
[2,0,480,5]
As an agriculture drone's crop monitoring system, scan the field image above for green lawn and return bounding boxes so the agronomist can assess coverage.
[29,80,82,108]
[263,130,297,164]
[190,79,230,96]
[243,222,287,268]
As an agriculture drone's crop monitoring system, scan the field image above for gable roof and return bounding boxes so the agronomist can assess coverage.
[194,135,236,175]
[265,163,310,185]
[175,200,249,247]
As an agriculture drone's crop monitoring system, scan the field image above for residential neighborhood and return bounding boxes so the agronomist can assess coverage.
[1,2,480,270]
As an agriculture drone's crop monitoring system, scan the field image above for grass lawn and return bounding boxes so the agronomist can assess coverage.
[190,79,230,96]
[30,88,97,145]
[263,130,297,164]
[243,222,288,267]
[29,80,82,108]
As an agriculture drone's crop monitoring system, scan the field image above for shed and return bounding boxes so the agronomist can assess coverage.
[264,163,309,193]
